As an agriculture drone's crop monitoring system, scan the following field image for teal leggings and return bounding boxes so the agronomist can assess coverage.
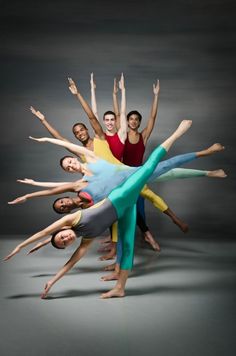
[108,145,166,270]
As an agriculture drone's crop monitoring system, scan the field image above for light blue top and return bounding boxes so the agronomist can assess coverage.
[81,152,196,203]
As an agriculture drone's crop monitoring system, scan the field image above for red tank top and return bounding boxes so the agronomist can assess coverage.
[123,134,145,166]
[105,133,124,161]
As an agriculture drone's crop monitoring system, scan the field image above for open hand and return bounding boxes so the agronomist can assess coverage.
[8,196,27,204]
[113,78,118,94]
[90,73,96,89]
[17,178,35,186]
[3,246,21,261]
[68,77,78,95]
[29,136,46,142]
[118,73,125,90]
[153,79,160,95]
[41,281,53,299]
[30,106,45,121]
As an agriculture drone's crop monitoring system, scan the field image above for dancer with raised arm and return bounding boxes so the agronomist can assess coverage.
[4,120,193,299]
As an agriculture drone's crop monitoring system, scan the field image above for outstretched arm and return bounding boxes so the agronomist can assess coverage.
[141,80,160,145]
[41,238,93,298]
[8,181,80,205]
[29,136,97,161]
[3,214,76,261]
[27,238,51,254]
[117,73,127,144]
[68,77,104,138]
[17,178,72,188]
[113,78,120,129]
[90,73,99,120]
[30,106,70,142]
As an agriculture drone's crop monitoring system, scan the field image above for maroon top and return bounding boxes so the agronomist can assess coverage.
[105,133,125,161]
[123,134,145,166]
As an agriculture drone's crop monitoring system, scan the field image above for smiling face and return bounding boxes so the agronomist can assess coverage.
[53,197,74,214]
[53,229,76,249]
[73,124,90,143]
[61,157,81,173]
[103,113,116,132]
[127,114,141,130]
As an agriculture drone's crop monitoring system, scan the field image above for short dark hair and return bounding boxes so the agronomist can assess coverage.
[59,156,74,170]
[51,230,65,249]
[127,111,142,122]
[72,122,88,133]
[103,111,116,120]
[52,197,70,214]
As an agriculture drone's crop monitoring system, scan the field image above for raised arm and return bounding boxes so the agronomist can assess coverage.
[8,181,81,205]
[17,178,72,188]
[30,106,70,142]
[68,77,104,138]
[29,136,97,161]
[141,79,160,145]
[41,238,93,298]
[113,78,120,129]
[4,214,75,261]
[117,73,127,144]
[90,73,99,120]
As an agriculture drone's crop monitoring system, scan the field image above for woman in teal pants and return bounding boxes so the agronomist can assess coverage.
[4,120,192,299]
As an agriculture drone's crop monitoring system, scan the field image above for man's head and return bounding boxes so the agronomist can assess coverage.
[127,111,142,130]
[51,229,76,249]
[72,123,90,143]
[59,156,81,173]
[103,111,116,132]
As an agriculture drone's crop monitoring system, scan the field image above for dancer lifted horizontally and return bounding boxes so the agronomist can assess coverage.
[5,120,193,299]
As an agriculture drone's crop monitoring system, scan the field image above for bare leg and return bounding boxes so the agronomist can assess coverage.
[143,230,161,251]
[99,242,116,261]
[164,208,189,233]
[196,143,225,157]
[101,263,120,281]
[101,269,128,298]
[161,120,192,152]
[207,169,227,178]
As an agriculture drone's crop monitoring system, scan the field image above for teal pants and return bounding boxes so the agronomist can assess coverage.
[108,145,166,270]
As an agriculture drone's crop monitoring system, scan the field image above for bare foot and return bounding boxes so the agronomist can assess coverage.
[173,219,189,233]
[143,231,161,251]
[99,250,116,261]
[199,143,225,157]
[207,143,225,154]
[176,120,193,137]
[104,263,116,271]
[207,169,227,178]
[101,272,119,281]
[99,236,111,244]
[97,242,113,253]
[100,288,125,299]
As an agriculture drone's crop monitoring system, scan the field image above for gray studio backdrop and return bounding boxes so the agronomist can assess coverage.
[1,0,235,236]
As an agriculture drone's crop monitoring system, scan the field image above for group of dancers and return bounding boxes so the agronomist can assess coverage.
[4,74,226,299]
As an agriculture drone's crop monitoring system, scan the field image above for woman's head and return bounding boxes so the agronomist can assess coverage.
[53,197,74,214]
[60,156,81,173]
[51,229,76,249]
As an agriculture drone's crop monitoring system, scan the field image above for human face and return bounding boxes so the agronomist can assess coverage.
[127,114,141,130]
[73,125,90,143]
[103,114,116,132]
[62,157,81,173]
[54,229,76,248]
[54,198,74,214]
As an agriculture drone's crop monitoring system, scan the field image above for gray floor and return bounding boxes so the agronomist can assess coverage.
[1,234,236,356]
